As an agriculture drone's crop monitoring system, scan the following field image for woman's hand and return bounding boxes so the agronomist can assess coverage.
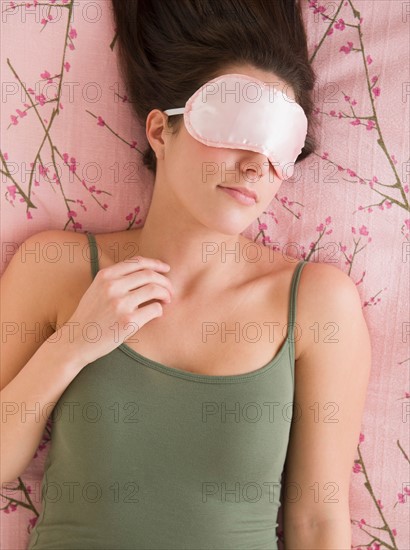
[64,255,173,365]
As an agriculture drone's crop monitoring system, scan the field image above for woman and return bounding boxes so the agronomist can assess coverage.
[0,1,371,548]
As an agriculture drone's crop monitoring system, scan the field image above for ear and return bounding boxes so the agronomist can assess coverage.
[145,109,170,161]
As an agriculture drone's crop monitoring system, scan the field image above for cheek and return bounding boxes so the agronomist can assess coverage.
[200,147,229,184]
[164,139,209,199]
[175,137,224,186]
[200,147,252,185]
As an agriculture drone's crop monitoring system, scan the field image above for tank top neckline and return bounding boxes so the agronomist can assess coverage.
[85,231,307,383]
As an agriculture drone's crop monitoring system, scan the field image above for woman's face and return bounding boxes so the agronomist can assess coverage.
[147,64,297,236]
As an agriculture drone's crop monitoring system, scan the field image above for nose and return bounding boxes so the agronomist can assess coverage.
[238,150,273,182]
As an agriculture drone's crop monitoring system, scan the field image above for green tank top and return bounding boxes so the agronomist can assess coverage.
[28,232,307,550]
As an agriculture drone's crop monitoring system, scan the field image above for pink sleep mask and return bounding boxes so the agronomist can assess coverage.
[164,73,308,180]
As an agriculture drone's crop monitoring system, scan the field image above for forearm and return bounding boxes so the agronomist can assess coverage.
[0,324,86,484]
[284,518,352,550]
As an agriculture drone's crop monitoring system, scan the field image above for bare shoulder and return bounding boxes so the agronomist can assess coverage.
[299,259,361,297]
[20,228,92,259]
[17,229,94,327]
[23,228,93,273]
[33,226,141,309]
[296,260,365,342]
[289,260,365,361]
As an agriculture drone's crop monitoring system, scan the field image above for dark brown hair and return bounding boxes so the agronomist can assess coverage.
[111,0,319,177]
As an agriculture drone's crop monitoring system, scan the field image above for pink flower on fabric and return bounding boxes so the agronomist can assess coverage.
[335,18,346,31]
[7,186,17,200]
[69,157,77,173]
[40,70,52,82]
[3,502,18,514]
[39,164,49,177]
[340,41,354,54]
[40,14,53,24]
[353,463,362,473]
[369,176,378,189]
[36,94,46,106]
[62,153,77,173]
[311,4,325,15]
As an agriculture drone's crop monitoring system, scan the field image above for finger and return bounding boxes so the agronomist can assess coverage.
[97,256,171,279]
[123,270,174,298]
[129,284,172,308]
[127,302,164,333]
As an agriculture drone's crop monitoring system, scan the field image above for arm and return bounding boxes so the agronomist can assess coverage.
[0,231,86,484]
[282,262,372,549]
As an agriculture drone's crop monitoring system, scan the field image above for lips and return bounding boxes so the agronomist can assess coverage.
[217,185,258,202]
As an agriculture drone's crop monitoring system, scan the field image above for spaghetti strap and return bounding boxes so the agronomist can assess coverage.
[85,231,100,280]
[288,260,307,344]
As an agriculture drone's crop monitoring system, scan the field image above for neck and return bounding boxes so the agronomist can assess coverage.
[134,187,251,298]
